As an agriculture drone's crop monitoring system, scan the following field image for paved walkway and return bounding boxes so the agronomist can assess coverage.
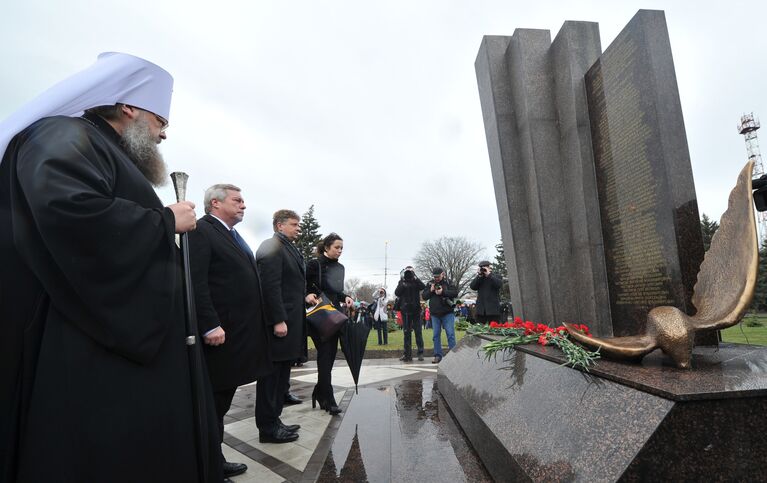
[220,358,490,482]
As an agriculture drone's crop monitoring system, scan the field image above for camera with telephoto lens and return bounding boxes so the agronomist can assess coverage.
[403,269,415,281]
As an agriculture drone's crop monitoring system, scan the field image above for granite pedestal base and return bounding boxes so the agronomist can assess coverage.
[439,336,767,482]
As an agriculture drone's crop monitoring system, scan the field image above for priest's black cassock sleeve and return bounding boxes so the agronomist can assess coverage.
[0,115,220,483]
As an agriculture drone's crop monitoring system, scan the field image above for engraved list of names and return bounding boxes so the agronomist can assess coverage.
[586,33,680,336]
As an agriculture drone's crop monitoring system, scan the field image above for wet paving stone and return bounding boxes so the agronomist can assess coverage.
[318,377,492,482]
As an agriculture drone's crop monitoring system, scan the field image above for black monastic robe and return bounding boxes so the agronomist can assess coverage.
[0,114,220,482]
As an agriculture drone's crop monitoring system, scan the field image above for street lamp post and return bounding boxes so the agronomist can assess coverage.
[384,240,389,289]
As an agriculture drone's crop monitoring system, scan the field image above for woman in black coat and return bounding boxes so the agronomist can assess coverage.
[306,233,354,415]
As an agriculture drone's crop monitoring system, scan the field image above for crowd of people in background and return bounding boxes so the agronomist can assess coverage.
[341,261,510,365]
[346,290,512,333]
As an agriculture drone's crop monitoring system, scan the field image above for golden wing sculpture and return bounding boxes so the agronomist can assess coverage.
[565,160,759,368]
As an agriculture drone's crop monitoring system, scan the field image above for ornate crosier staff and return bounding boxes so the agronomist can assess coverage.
[170,171,210,482]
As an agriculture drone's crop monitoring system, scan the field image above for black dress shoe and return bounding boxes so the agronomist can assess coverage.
[259,426,299,444]
[279,421,300,433]
[222,461,247,477]
[284,393,302,405]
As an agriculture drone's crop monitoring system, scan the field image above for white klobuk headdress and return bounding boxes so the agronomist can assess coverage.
[0,52,174,161]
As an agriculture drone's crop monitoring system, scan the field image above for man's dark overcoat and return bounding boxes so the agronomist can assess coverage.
[469,273,503,316]
[0,115,220,483]
[255,233,305,362]
[189,214,272,390]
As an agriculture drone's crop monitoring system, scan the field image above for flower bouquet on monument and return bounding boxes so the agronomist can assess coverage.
[466,317,600,370]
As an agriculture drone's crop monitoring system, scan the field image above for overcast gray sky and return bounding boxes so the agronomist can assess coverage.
[2,0,765,289]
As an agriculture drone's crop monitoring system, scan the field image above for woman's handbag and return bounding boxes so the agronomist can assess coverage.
[306,293,348,340]
[305,260,348,340]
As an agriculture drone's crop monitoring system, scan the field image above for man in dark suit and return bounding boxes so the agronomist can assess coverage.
[189,184,274,478]
[469,260,503,324]
[255,209,317,443]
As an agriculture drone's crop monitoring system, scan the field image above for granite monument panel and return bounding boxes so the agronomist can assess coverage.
[549,21,612,336]
[505,28,569,326]
[476,36,542,323]
[584,10,707,338]
[476,23,613,333]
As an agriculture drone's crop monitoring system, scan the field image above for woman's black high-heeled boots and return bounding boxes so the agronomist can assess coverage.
[323,390,341,415]
[312,384,341,415]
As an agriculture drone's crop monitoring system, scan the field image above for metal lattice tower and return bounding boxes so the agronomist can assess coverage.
[737,112,766,242]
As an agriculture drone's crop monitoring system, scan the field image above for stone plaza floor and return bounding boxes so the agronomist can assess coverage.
[221,358,492,483]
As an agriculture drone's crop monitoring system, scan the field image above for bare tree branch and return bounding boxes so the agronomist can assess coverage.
[344,278,382,303]
[344,277,362,299]
[413,236,484,296]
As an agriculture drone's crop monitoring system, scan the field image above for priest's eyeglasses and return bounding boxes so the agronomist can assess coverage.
[155,114,169,133]
[125,104,168,132]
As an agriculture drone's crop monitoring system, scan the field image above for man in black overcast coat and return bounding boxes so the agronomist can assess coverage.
[469,260,503,324]
[395,265,426,361]
[255,209,317,443]
[189,184,273,479]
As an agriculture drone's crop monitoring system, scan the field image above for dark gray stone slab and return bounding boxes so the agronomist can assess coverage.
[550,21,612,336]
[477,25,612,334]
[517,342,767,401]
[505,28,572,326]
[476,36,543,322]
[478,28,605,328]
[439,336,767,482]
[584,10,708,339]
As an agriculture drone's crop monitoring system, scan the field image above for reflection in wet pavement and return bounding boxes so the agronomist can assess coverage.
[318,377,491,482]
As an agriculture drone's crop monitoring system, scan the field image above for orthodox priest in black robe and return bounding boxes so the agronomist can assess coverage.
[0,53,220,483]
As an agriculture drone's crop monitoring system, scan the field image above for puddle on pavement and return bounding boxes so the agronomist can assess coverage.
[318,377,491,482]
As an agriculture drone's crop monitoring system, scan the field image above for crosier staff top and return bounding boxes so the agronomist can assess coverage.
[170,171,189,202]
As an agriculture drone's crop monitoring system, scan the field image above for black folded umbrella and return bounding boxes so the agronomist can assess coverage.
[340,314,370,394]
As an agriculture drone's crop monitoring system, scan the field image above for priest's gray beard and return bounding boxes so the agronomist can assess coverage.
[121,115,167,187]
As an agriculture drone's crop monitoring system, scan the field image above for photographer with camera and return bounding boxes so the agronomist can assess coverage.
[469,260,503,325]
[394,265,426,362]
[421,267,458,363]
[371,287,389,345]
